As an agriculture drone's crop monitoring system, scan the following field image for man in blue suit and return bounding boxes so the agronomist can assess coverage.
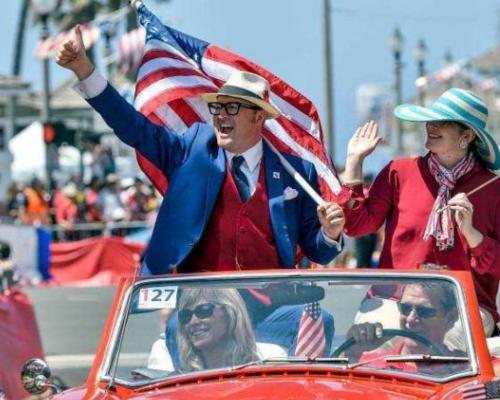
[56,26,345,275]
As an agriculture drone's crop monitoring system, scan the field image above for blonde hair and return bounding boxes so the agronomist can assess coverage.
[177,288,259,372]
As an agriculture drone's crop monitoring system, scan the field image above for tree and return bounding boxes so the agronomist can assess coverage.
[12,0,65,76]
[12,0,31,76]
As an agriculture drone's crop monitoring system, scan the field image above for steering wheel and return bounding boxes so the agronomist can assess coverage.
[331,329,445,358]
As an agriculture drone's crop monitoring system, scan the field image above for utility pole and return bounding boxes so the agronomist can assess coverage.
[40,13,54,188]
[323,0,335,164]
[390,27,404,156]
[32,0,58,189]
[497,8,500,46]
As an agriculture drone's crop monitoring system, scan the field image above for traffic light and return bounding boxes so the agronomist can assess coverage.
[43,123,55,144]
[42,121,76,147]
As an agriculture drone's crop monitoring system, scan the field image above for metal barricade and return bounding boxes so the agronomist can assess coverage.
[47,221,152,242]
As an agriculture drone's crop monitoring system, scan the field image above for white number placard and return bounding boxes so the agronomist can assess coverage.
[138,286,178,310]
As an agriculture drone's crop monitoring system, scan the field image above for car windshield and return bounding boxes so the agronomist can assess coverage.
[105,273,475,385]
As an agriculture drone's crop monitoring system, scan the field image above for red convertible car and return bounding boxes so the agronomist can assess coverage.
[21,269,500,399]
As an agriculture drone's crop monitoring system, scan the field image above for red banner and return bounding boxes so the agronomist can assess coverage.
[0,290,45,400]
[50,237,146,286]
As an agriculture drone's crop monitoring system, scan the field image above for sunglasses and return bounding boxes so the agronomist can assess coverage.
[178,303,219,325]
[208,102,261,116]
[398,302,438,319]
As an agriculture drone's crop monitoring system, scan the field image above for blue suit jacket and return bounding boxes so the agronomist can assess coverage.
[87,83,340,274]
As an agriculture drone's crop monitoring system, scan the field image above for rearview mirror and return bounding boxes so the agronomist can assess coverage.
[269,283,325,306]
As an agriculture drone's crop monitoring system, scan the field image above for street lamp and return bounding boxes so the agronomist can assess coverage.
[444,50,454,89]
[414,39,427,106]
[100,20,117,79]
[32,0,58,189]
[389,27,404,156]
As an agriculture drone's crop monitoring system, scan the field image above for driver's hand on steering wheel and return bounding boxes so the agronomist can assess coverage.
[345,322,385,356]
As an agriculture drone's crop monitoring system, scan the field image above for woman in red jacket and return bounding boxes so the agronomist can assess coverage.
[341,88,500,338]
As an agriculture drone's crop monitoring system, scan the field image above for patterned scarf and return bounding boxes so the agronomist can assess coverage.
[424,152,475,251]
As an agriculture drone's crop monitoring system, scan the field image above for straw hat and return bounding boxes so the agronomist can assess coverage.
[394,88,500,171]
[201,71,280,119]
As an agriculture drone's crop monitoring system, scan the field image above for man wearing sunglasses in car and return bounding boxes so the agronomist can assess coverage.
[56,26,345,275]
[344,282,464,372]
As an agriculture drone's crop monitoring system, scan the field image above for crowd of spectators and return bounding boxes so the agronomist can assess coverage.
[0,175,160,228]
[0,141,160,230]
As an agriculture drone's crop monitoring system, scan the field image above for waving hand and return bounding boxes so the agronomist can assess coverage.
[347,121,382,160]
[343,121,382,183]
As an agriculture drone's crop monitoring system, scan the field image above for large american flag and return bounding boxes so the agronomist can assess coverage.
[133,4,340,199]
[460,381,500,399]
[294,301,326,358]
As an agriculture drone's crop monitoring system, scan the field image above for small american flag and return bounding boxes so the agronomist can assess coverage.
[295,301,326,358]
[133,4,340,198]
[461,381,500,400]
[476,77,498,94]
[432,60,464,84]
[118,27,146,76]
[35,24,99,59]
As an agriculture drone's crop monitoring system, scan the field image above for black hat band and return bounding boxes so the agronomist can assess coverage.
[217,85,264,101]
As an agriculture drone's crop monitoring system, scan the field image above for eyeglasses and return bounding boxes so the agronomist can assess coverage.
[178,303,219,325]
[398,302,438,319]
[208,102,261,116]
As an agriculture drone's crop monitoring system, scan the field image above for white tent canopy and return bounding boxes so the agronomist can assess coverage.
[9,121,81,183]
[9,121,46,181]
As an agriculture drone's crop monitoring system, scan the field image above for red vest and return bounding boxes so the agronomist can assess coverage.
[184,161,281,271]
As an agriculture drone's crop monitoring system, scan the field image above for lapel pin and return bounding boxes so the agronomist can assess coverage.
[273,172,281,179]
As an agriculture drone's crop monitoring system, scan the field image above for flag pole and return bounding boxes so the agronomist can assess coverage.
[264,138,326,207]
[129,0,143,10]
[438,174,500,213]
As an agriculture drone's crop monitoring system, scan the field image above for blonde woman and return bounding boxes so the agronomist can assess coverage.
[176,288,259,372]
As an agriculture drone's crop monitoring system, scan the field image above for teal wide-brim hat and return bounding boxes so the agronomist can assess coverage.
[394,88,500,171]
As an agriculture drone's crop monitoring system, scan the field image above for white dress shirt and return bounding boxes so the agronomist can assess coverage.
[225,141,263,197]
[72,68,107,99]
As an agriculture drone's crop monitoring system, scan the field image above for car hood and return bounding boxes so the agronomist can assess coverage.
[130,375,442,400]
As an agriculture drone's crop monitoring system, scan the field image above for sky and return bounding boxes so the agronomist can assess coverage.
[2,0,500,173]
